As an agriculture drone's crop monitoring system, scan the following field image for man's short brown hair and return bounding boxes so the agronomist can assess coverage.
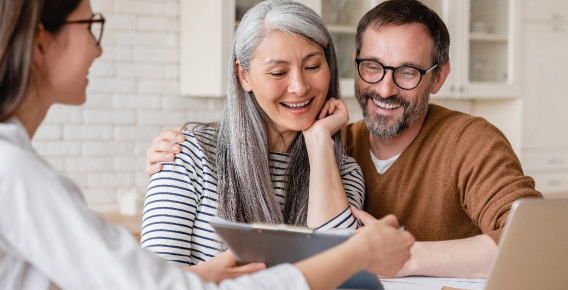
[355,0,450,71]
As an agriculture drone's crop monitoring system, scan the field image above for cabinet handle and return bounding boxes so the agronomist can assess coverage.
[549,158,563,165]
[548,179,562,186]
[450,85,455,92]
[551,14,563,21]
[459,86,465,92]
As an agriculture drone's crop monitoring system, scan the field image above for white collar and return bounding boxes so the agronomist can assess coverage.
[0,117,34,152]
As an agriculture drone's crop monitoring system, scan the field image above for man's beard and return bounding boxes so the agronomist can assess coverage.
[355,82,431,139]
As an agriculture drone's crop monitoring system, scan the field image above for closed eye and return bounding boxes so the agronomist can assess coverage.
[306,64,321,71]
[269,71,286,77]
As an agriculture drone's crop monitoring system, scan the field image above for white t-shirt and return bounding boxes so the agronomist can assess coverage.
[370,150,400,174]
[0,117,308,290]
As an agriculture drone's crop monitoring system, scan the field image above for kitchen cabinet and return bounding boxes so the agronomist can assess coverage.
[180,0,520,99]
[303,0,520,98]
[519,0,568,198]
[298,0,382,97]
[419,0,521,99]
[179,0,235,97]
[522,0,568,22]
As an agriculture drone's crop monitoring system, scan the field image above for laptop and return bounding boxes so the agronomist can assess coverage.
[485,198,568,290]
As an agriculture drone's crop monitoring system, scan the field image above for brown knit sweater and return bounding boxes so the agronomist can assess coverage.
[343,104,543,243]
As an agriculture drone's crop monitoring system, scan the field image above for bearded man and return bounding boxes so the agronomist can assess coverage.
[344,0,542,278]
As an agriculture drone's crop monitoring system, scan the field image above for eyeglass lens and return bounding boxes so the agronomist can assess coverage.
[90,21,103,43]
[358,60,423,90]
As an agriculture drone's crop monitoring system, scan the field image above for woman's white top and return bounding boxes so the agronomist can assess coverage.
[0,118,308,290]
[142,127,365,267]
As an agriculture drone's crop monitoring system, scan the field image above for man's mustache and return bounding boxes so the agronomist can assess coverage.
[359,90,409,107]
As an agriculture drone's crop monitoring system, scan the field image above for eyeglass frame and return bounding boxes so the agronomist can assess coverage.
[355,58,438,90]
[63,13,105,46]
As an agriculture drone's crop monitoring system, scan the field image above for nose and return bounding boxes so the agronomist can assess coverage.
[374,70,400,98]
[95,44,103,58]
[288,69,310,96]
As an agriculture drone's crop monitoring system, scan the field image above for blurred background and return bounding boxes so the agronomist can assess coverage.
[31,0,568,219]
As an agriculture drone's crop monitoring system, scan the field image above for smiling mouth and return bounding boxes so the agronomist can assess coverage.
[281,98,313,109]
[372,98,401,110]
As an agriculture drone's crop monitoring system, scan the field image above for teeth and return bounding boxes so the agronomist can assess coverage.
[373,99,401,110]
[283,99,311,108]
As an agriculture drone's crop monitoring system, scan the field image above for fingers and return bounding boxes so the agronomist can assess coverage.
[145,163,163,177]
[145,129,185,178]
[156,129,186,145]
[146,148,176,165]
[360,224,415,277]
[217,250,237,264]
[150,140,182,155]
[229,263,267,278]
[318,100,332,120]
[174,126,185,133]
[318,99,345,119]
[380,214,400,228]
[350,205,378,226]
[145,137,183,173]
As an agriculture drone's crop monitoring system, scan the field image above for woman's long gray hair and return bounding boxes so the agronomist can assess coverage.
[205,0,343,226]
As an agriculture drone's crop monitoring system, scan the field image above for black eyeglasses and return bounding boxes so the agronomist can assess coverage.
[64,13,105,46]
[355,58,437,90]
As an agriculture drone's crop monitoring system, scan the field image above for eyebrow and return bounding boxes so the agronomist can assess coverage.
[264,51,324,65]
[361,57,426,69]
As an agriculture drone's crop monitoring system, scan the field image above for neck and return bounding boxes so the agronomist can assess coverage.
[13,86,51,140]
[369,109,427,160]
[268,127,298,153]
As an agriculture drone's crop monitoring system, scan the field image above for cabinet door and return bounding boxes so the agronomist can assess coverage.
[180,0,235,97]
[522,0,568,22]
[522,22,568,149]
[420,0,457,99]
[315,0,382,97]
[459,0,520,98]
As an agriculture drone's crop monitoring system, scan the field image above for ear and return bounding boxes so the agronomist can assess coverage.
[235,60,253,92]
[33,24,48,67]
[430,62,451,94]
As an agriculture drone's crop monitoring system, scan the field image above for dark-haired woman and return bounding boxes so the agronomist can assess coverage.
[0,0,414,289]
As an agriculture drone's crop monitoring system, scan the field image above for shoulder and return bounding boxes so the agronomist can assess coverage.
[0,140,76,202]
[342,119,368,154]
[180,126,218,158]
[343,119,367,141]
[339,154,363,176]
[425,104,507,143]
[0,140,44,177]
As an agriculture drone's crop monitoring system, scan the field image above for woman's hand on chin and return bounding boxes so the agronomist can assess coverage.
[302,98,349,143]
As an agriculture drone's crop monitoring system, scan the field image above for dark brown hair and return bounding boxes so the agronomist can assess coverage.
[355,0,450,71]
[0,0,82,121]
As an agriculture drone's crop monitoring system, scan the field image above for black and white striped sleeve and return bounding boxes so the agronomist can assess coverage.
[316,156,365,231]
[140,132,205,267]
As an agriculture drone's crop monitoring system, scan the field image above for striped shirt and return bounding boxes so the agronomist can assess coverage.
[141,127,365,267]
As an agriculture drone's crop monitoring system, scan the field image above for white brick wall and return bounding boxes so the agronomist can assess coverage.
[31,0,226,213]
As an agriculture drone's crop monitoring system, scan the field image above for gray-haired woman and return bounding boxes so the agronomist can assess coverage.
[142,0,366,274]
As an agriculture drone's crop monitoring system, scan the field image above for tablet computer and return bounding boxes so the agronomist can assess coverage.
[209,216,383,289]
